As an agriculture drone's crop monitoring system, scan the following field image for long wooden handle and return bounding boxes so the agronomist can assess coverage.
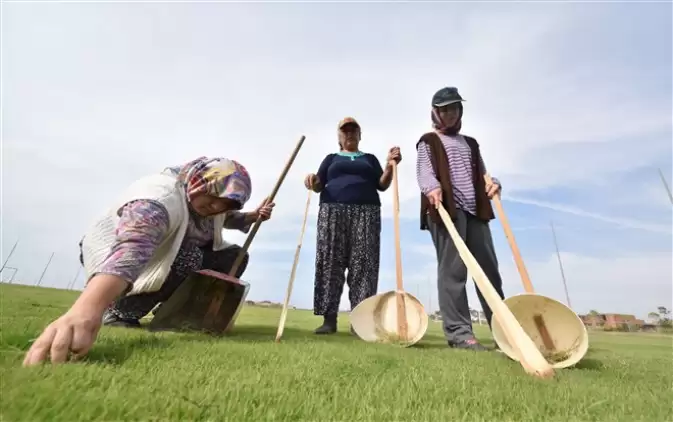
[275,191,312,342]
[391,161,409,342]
[206,135,306,326]
[392,161,404,292]
[436,204,554,378]
[486,175,556,351]
[227,135,307,277]
[484,174,535,294]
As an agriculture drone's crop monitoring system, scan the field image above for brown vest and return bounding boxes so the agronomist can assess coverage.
[416,132,495,230]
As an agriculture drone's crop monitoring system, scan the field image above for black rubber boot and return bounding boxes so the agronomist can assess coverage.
[314,314,338,334]
[448,338,489,351]
[102,311,142,328]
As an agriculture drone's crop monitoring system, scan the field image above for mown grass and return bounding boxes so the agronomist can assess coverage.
[1,283,672,421]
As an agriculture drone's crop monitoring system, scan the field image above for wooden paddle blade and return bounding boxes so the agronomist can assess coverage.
[436,205,555,379]
[148,270,249,335]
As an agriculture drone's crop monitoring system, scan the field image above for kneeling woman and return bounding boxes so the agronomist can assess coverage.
[23,157,274,366]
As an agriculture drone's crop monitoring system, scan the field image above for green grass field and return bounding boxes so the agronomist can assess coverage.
[1,283,671,421]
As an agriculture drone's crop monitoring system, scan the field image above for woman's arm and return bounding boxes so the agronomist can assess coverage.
[223,198,276,233]
[378,160,394,191]
[312,154,334,193]
[22,200,172,366]
[223,211,256,233]
[479,153,502,192]
[416,142,442,195]
[96,200,171,286]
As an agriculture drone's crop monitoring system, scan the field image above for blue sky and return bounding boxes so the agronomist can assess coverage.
[2,2,671,321]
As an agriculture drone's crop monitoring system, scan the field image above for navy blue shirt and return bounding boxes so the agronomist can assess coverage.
[316,152,385,206]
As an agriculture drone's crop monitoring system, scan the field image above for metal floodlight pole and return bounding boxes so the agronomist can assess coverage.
[657,168,673,205]
[8,267,18,284]
[68,266,82,290]
[550,221,572,309]
[0,239,19,273]
[36,252,55,287]
[2,266,18,284]
[427,276,432,314]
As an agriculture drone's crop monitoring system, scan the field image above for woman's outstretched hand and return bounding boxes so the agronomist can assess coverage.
[23,274,128,366]
[23,307,102,366]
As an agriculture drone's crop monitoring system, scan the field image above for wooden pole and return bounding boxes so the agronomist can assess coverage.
[275,191,312,342]
[204,135,307,328]
[391,161,409,341]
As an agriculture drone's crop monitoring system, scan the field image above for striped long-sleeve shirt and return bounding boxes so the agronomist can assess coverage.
[416,133,500,216]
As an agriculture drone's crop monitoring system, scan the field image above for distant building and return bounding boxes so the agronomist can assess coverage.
[579,313,645,331]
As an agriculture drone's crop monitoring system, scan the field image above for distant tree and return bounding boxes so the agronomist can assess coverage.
[648,312,661,324]
[588,310,600,316]
[656,307,671,327]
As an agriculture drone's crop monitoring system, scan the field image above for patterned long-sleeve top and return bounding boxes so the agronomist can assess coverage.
[416,133,500,216]
[97,200,252,284]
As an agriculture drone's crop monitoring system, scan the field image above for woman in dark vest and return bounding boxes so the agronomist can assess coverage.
[415,87,505,351]
[304,117,401,334]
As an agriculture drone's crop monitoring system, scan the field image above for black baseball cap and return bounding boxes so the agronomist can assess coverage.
[431,87,465,107]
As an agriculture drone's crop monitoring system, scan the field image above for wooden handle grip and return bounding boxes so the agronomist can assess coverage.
[484,174,535,294]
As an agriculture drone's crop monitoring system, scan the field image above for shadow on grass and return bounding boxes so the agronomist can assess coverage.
[83,336,175,365]
[225,325,348,343]
[569,358,605,371]
[2,327,230,366]
[144,323,331,344]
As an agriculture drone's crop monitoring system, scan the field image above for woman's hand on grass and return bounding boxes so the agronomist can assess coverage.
[22,273,129,366]
[23,307,102,366]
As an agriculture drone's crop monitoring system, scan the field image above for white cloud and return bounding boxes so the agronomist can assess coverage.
[502,195,671,234]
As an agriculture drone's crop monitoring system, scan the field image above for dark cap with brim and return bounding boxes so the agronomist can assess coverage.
[432,87,465,107]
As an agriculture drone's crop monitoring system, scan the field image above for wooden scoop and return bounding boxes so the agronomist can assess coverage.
[150,135,307,335]
[436,203,555,378]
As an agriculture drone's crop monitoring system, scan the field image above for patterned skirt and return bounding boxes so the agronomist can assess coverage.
[313,203,381,315]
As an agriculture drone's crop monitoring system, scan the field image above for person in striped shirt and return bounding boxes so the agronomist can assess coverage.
[415,87,506,352]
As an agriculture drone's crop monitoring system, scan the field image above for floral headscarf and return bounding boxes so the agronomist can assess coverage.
[166,157,252,207]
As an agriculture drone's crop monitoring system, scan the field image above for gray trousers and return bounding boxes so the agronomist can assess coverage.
[426,209,505,344]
